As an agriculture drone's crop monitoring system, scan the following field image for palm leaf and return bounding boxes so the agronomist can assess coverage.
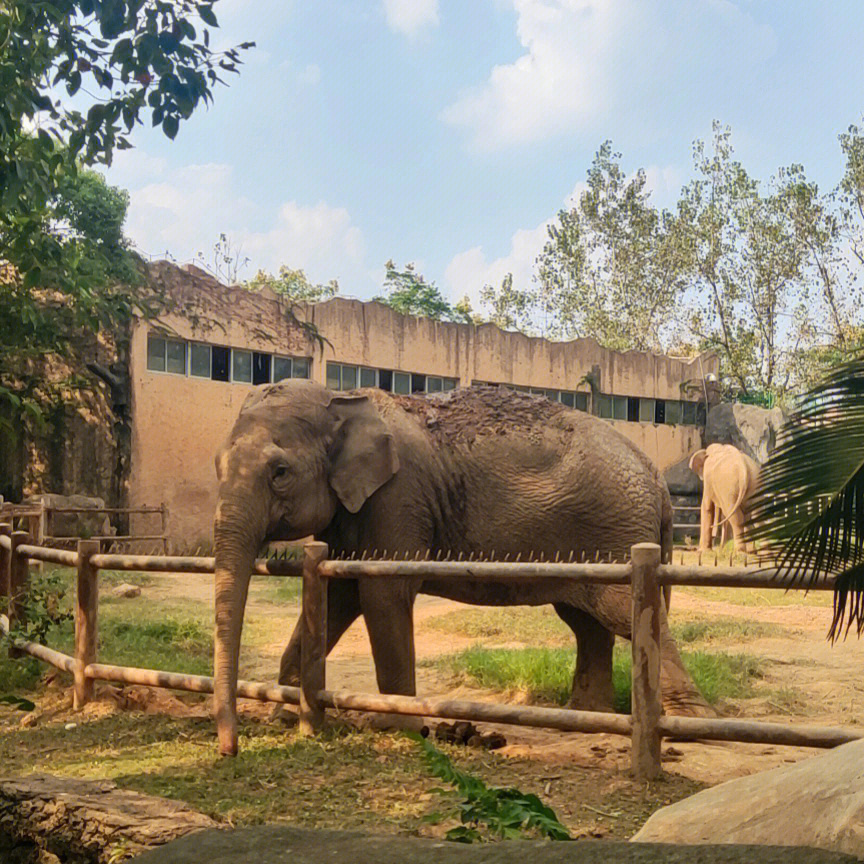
[746,356,864,638]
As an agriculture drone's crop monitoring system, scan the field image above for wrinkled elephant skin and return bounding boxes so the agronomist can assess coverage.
[212,381,713,755]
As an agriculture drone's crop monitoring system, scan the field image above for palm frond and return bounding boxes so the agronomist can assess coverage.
[746,356,864,638]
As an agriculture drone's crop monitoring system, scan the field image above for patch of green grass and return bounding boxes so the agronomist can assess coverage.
[425,607,572,645]
[670,618,784,644]
[253,575,302,606]
[436,645,764,712]
[677,585,832,607]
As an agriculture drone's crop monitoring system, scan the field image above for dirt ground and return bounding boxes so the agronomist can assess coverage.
[2,567,862,842]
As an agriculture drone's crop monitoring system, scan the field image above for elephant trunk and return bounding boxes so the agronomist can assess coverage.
[213,497,265,756]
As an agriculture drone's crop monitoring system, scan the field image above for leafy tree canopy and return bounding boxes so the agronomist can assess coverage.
[376,260,473,324]
[247,266,340,304]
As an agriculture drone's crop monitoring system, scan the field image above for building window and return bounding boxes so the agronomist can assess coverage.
[211,346,230,382]
[252,352,271,385]
[146,335,186,375]
[342,364,358,390]
[682,400,697,425]
[378,369,393,391]
[273,356,293,382]
[292,357,310,378]
[190,343,211,378]
[665,399,681,425]
[232,350,252,383]
[393,371,411,394]
[654,399,666,424]
[639,398,655,423]
[360,367,377,388]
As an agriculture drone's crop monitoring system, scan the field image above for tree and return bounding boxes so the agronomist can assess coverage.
[481,143,689,350]
[748,356,864,638]
[376,260,472,323]
[676,124,816,400]
[246,266,339,304]
[0,1,249,432]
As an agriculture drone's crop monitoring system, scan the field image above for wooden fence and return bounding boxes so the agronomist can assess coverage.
[0,521,859,780]
[0,502,169,553]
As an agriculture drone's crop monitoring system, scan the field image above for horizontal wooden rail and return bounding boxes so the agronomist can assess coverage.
[657,715,860,748]
[16,545,78,567]
[320,559,632,582]
[0,614,76,674]
[48,506,165,515]
[43,534,167,543]
[657,564,836,590]
[89,553,215,572]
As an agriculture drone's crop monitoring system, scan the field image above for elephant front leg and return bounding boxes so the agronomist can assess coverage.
[658,608,714,718]
[699,497,715,552]
[554,604,616,713]
[278,579,361,687]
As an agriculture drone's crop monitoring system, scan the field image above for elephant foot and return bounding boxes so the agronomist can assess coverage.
[662,697,716,719]
[568,690,616,714]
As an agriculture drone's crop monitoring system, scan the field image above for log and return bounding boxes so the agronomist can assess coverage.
[630,543,663,781]
[16,545,78,567]
[657,564,836,590]
[0,614,76,673]
[0,773,216,864]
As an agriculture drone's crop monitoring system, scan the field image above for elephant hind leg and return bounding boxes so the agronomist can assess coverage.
[553,603,616,713]
[278,579,362,687]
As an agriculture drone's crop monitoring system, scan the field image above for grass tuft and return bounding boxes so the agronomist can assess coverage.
[437,644,764,712]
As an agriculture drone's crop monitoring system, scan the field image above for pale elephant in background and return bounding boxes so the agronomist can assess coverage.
[688,444,760,553]
[24,493,113,542]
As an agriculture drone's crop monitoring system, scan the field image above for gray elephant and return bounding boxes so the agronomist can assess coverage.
[688,444,760,553]
[213,381,712,756]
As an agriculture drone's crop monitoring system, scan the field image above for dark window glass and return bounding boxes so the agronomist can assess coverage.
[696,401,707,426]
[378,369,393,391]
[665,399,681,425]
[654,399,666,424]
[292,357,310,378]
[612,396,627,420]
[443,378,457,391]
[596,394,612,419]
[166,340,186,374]
[639,398,655,423]
[326,362,340,390]
[682,401,696,425]
[342,365,358,390]
[211,346,230,382]
[411,373,426,393]
[360,367,377,388]
[232,350,252,383]
[574,392,588,412]
[427,376,443,392]
[273,357,293,382]
[560,391,575,408]
[393,371,411,394]
[190,343,211,378]
[147,336,166,372]
[252,352,271,385]
[627,396,640,422]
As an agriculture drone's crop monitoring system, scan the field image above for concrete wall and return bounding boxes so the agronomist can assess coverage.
[129,263,717,547]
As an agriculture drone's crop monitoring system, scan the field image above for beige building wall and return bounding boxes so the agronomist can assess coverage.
[129,263,716,547]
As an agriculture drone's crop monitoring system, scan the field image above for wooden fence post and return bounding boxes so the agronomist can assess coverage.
[74,539,100,710]
[0,523,11,604]
[630,542,663,781]
[8,531,31,630]
[299,541,328,735]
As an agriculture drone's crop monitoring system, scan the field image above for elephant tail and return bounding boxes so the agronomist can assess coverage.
[716,460,750,528]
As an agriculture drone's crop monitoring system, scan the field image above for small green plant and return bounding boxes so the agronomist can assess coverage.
[411,734,571,842]
[18,569,74,646]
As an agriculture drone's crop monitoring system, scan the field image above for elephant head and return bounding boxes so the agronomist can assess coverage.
[688,448,708,480]
[212,380,399,755]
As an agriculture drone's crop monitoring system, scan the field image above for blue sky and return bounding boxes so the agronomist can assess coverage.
[103,0,864,310]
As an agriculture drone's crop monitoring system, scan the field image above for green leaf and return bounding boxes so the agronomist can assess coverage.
[0,695,36,712]
[162,114,179,139]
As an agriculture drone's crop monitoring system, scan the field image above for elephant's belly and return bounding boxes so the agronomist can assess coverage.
[421,578,591,607]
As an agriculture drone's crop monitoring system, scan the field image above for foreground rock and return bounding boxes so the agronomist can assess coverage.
[633,738,864,857]
[0,774,215,863]
[705,403,786,464]
[136,826,855,864]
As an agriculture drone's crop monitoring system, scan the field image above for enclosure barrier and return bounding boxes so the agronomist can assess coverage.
[0,521,859,781]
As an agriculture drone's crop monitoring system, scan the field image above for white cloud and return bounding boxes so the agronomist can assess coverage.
[445,221,552,310]
[441,0,774,150]
[106,153,367,289]
[381,0,439,36]
[298,63,321,86]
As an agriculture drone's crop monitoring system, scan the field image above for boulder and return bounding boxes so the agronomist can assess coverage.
[664,456,701,496]
[135,825,856,864]
[632,737,864,858]
[111,582,142,599]
[705,404,787,464]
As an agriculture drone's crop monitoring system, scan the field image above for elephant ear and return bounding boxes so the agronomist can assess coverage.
[327,394,400,513]
[688,449,708,479]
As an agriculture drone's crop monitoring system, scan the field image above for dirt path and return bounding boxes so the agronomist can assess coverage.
[145,572,864,789]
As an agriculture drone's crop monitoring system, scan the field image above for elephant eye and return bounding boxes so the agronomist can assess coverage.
[271,463,291,481]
